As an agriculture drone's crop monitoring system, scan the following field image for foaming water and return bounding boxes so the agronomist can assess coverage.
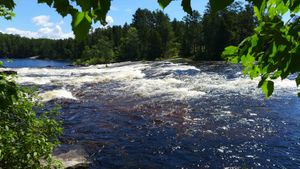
[38,89,77,102]
[2,61,300,168]
[3,61,297,101]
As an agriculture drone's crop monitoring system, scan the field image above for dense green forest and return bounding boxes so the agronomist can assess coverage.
[0,2,254,64]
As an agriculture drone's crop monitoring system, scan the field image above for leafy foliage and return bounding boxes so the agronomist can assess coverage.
[0,72,63,168]
[119,27,140,61]
[181,0,192,14]
[158,0,172,9]
[223,0,300,97]
[0,0,15,20]
[0,5,15,20]
[0,1,64,168]
[209,0,234,13]
[36,0,111,39]
[76,36,115,65]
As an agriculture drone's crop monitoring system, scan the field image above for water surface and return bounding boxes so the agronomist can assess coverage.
[2,61,300,168]
[0,58,69,68]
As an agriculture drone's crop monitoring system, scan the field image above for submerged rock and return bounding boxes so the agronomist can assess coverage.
[53,145,90,169]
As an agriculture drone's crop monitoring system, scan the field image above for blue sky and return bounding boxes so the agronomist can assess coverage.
[0,0,208,39]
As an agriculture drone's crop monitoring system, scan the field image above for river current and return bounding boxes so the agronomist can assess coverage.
[2,61,300,168]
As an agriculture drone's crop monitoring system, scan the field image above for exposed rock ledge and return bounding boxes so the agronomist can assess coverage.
[53,145,90,169]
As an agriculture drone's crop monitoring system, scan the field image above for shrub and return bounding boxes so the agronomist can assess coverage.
[0,74,63,169]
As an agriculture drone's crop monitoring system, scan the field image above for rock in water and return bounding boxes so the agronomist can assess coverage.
[53,145,90,169]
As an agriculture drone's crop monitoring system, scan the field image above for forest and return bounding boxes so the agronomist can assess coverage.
[0,2,254,65]
[1,0,300,168]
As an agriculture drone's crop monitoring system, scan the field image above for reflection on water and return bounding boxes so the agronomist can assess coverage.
[2,61,300,168]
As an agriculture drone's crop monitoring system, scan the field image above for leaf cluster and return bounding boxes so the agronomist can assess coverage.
[223,0,300,97]
[0,6,15,20]
[37,0,111,39]
[0,70,63,168]
[0,0,15,20]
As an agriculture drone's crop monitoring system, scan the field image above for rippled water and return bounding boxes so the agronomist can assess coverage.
[2,61,300,168]
[0,58,70,68]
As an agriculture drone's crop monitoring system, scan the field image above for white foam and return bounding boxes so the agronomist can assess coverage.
[5,63,147,86]
[121,77,205,100]
[38,89,77,102]
[2,61,298,101]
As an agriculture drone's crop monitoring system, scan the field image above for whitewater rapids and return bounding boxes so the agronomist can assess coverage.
[2,61,297,102]
[2,61,300,168]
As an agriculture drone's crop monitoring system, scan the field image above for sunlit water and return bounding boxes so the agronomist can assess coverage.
[2,61,300,168]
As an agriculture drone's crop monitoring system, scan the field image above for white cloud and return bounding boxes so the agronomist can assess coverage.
[37,25,74,39]
[58,20,64,25]
[32,15,54,27]
[106,16,114,25]
[4,28,39,38]
[1,15,114,39]
[1,15,74,39]
[2,26,74,39]
[96,15,114,29]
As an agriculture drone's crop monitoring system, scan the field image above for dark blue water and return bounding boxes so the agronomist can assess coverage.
[0,58,69,68]
[8,61,300,168]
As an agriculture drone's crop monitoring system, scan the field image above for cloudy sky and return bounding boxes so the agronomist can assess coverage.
[0,0,208,39]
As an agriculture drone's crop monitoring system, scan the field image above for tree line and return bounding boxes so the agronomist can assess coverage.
[0,2,255,65]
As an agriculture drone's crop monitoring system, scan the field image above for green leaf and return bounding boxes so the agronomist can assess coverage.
[209,0,234,14]
[223,46,239,55]
[53,0,70,17]
[97,0,111,24]
[270,42,277,57]
[276,1,289,15]
[72,12,92,40]
[222,46,240,63]
[252,0,267,20]
[76,0,91,11]
[37,0,54,6]
[250,0,265,7]
[253,6,262,20]
[73,12,85,27]
[1,0,15,9]
[261,80,274,98]
[296,74,300,86]
[181,0,192,14]
[249,66,260,79]
[270,70,282,79]
[158,0,172,9]
[290,0,300,12]
[241,54,255,67]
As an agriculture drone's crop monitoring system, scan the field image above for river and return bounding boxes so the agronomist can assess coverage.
[1,59,300,168]
[0,58,70,68]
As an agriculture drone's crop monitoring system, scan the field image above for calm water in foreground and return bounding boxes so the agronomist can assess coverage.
[2,59,300,168]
